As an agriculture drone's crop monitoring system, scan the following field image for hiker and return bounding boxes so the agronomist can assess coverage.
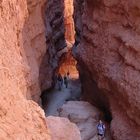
[53,73,58,88]
[64,74,68,88]
[97,120,106,140]
[67,71,70,79]
[57,73,63,91]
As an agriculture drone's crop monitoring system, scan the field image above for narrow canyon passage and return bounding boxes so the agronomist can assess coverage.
[1,0,140,139]
[43,0,140,139]
[40,0,79,113]
[40,0,113,140]
[45,76,81,116]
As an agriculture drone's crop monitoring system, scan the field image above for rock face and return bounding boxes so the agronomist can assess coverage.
[73,0,84,46]
[23,0,48,102]
[46,116,81,140]
[39,0,67,91]
[64,0,75,43]
[0,0,51,139]
[74,0,140,139]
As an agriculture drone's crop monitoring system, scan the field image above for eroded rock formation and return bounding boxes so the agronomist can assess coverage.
[64,0,75,43]
[58,0,78,78]
[74,0,140,139]
[23,0,48,102]
[73,0,84,46]
[0,0,51,139]
[39,0,67,91]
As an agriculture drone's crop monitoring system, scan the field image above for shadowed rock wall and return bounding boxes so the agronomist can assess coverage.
[39,0,67,91]
[74,0,140,139]
[64,0,75,43]
[73,0,84,46]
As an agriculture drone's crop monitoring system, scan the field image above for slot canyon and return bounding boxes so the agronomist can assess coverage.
[0,0,140,140]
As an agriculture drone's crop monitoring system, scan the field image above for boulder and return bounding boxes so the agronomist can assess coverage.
[46,116,81,140]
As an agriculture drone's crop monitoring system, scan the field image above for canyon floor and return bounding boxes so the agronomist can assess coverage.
[45,76,112,140]
[45,76,81,116]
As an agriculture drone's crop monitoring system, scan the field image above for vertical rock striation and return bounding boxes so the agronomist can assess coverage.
[23,0,48,102]
[39,0,67,91]
[0,0,51,139]
[74,0,140,139]
[47,116,81,140]
[64,0,75,43]
[73,0,84,46]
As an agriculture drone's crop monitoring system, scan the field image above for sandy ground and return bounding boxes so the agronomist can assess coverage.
[45,79,81,116]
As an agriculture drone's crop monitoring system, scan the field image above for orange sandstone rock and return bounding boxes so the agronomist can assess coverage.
[64,0,75,43]
[0,0,51,139]
[47,116,81,140]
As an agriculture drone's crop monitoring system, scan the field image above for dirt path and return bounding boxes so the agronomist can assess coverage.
[45,79,81,116]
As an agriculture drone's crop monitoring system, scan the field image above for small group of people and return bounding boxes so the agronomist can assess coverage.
[56,72,70,91]
[97,120,106,140]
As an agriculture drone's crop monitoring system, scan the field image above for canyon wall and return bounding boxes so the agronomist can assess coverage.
[39,0,67,91]
[0,0,51,139]
[74,0,140,139]
[64,0,75,43]
[73,0,84,46]
[23,0,48,102]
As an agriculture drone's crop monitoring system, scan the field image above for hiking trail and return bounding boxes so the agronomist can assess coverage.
[45,76,112,140]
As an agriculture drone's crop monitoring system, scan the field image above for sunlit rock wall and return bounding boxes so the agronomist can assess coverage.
[0,0,51,139]
[64,0,75,43]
